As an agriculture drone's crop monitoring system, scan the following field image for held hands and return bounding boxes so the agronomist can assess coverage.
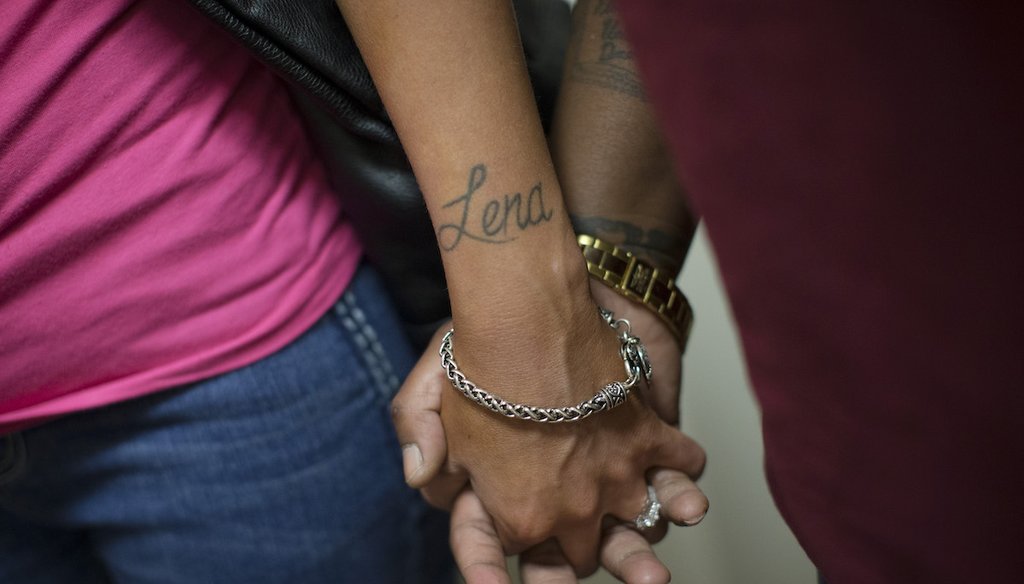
[393,290,708,582]
[446,476,702,584]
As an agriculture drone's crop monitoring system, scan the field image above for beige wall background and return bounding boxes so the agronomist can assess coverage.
[580,227,815,584]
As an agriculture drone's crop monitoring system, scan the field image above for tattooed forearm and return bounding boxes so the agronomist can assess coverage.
[437,164,554,252]
[570,214,691,271]
[567,0,645,99]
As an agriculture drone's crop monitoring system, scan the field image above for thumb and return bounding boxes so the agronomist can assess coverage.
[392,325,452,488]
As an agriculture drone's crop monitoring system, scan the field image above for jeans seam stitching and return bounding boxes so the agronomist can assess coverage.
[334,292,399,399]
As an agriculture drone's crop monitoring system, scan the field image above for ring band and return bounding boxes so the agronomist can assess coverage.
[634,484,661,530]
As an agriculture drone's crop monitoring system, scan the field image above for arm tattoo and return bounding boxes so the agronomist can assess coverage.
[437,164,554,252]
[568,0,645,99]
[570,213,688,271]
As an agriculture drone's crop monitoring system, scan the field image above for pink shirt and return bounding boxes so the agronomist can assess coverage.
[0,0,361,433]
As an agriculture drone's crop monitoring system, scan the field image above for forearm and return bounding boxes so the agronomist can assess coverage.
[552,0,697,272]
[336,5,706,565]
[335,0,601,398]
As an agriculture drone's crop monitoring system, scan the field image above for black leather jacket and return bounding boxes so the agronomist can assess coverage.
[186,0,569,349]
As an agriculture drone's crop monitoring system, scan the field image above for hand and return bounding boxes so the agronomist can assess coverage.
[448,478,702,584]
[393,324,709,581]
[439,299,703,574]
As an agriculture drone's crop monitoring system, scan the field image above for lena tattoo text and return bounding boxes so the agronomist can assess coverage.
[437,164,554,251]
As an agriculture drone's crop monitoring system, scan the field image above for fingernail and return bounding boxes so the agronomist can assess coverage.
[683,513,706,526]
[683,504,709,526]
[402,444,423,483]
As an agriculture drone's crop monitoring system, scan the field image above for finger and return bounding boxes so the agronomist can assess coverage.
[556,524,602,577]
[599,522,671,584]
[450,489,514,584]
[606,476,658,533]
[392,325,452,488]
[649,384,680,427]
[650,467,709,527]
[420,465,470,511]
[649,424,707,480]
[519,539,578,584]
[636,511,670,545]
[605,486,670,545]
[648,360,683,425]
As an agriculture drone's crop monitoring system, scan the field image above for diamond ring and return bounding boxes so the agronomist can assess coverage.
[634,484,661,530]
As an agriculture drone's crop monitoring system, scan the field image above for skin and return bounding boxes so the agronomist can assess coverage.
[553,0,698,278]
[336,0,704,575]
[384,1,709,581]
[394,321,710,584]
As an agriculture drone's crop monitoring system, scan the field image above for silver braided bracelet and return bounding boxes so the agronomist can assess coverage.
[439,308,653,423]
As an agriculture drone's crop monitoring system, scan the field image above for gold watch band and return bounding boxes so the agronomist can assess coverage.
[577,234,694,351]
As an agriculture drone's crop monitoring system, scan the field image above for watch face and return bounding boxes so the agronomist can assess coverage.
[627,263,653,297]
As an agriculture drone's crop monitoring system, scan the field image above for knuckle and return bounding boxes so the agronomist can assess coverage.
[502,516,554,547]
[389,400,405,422]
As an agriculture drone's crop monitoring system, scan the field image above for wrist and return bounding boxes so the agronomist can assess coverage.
[445,251,623,406]
[445,315,624,408]
[446,219,591,328]
[568,213,694,274]
[440,305,651,423]
[576,234,694,351]
[450,242,593,343]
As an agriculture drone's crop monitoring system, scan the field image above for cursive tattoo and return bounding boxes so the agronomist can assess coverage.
[568,0,645,99]
[437,164,554,251]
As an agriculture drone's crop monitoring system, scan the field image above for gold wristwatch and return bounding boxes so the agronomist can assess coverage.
[577,234,694,351]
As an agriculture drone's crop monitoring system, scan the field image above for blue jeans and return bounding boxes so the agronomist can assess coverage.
[0,265,453,584]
